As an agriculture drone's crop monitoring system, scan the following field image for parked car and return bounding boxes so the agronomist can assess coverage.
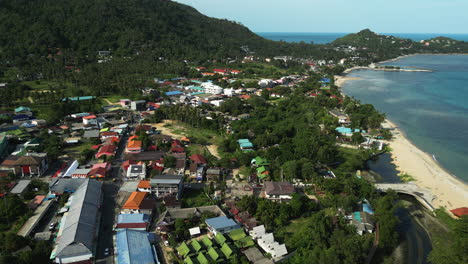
[104,248,110,256]
[49,222,57,231]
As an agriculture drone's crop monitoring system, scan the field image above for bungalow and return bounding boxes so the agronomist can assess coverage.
[238,139,253,152]
[126,135,143,154]
[122,192,154,215]
[205,216,241,235]
[262,182,294,201]
[95,144,116,159]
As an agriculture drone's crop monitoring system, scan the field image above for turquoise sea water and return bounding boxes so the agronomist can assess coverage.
[258,32,468,44]
[342,55,468,182]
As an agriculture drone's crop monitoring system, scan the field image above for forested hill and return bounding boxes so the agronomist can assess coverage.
[332,29,468,59]
[0,0,326,62]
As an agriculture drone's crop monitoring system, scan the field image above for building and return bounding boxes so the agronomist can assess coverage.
[52,179,102,264]
[257,232,288,259]
[205,216,241,235]
[450,207,468,218]
[115,229,159,264]
[329,110,351,124]
[10,180,31,198]
[206,168,222,182]
[137,180,151,193]
[126,164,146,180]
[201,82,223,94]
[237,139,253,152]
[126,136,143,154]
[130,100,146,111]
[262,182,295,201]
[1,153,48,177]
[351,211,375,235]
[82,115,97,125]
[122,192,154,215]
[115,214,151,231]
[95,144,116,159]
[15,106,33,116]
[150,175,184,199]
[189,154,207,165]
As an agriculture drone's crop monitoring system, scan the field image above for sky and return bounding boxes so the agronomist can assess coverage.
[175,0,468,34]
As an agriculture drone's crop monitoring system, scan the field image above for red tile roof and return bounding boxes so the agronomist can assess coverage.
[451,207,468,217]
[189,154,207,164]
[123,192,148,209]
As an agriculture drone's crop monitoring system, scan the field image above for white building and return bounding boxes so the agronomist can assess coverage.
[223,88,235,97]
[126,164,146,180]
[201,82,224,94]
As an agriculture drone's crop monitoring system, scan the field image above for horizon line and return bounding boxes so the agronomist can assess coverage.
[256,31,468,35]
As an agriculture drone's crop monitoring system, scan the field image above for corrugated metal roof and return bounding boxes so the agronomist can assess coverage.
[116,229,156,264]
[55,179,102,260]
[117,214,150,224]
[205,216,239,230]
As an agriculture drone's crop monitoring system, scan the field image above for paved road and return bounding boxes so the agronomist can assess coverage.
[95,120,133,263]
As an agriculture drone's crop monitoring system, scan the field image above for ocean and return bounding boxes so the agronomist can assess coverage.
[258,32,468,44]
[341,55,468,182]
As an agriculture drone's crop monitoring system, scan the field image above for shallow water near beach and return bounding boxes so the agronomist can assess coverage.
[342,55,468,182]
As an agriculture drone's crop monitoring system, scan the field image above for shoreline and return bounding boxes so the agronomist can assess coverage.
[381,119,468,210]
[335,63,468,211]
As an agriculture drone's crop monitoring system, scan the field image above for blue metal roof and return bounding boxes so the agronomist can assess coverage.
[165,91,183,96]
[62,96,96,101]
[117,214,150,224]
[205,216,240,230]
[116,229,156,264]
[15,106,31,113]
[362,203,374,215]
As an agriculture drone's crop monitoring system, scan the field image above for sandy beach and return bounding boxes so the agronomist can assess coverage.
[382,120,468,210]
[336,69,468,212]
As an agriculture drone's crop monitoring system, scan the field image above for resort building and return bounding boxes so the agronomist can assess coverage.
[262,182,295,201]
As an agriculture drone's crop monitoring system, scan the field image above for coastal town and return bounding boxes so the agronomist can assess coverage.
[0,50,466,264]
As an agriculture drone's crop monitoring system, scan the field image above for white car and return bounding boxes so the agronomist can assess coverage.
[104,248,110,256]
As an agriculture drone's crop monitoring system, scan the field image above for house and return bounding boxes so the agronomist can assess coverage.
[53,179,102,264]
[95,144,116,159]
[126,164,146,180]
[237,139,253,152]
[100,131,119,141]
[71,169,91,178]
[115,229,159,264]
[187,163,198,179]
[10,180,31,198]
[361,138,384,151]
[15,106,33,116]
[206,168,222,182]
[137,180,151,193]
[88,167,108,178]
[162,195,181,209]
[201,82,224,94]
[262,182,295,201]
[351,211,375,235]
[122,192,154,215]
[119,99,131,107]
[189,154,207,165]
[130,100,146,111]
[150,174,184,199]
[257,232,288,259]
[0,153,48,177]
[450,207,468,218]
[126,135,143,154]
[115,214,151,231]
[205,216,241,235]
[329,110,351,124]
[82,115,97,125]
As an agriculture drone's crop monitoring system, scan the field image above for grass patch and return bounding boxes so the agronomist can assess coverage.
[101,95,124,104]
[398,172,415,183]
[433,208,458,230]
[181,188,214,208]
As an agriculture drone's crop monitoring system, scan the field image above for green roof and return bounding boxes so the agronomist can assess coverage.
[228,228,246,241]
[15,106,31,113]
[208,247,221,261]
[235,236,255,248]
[221,243,233,258]
[191,239,202,253]
[215,233,226,245]
[256,166,267,173]
[252,156,269,166]
[178,242,191,257]
[202,237,213,248]
[197,253,209,264]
